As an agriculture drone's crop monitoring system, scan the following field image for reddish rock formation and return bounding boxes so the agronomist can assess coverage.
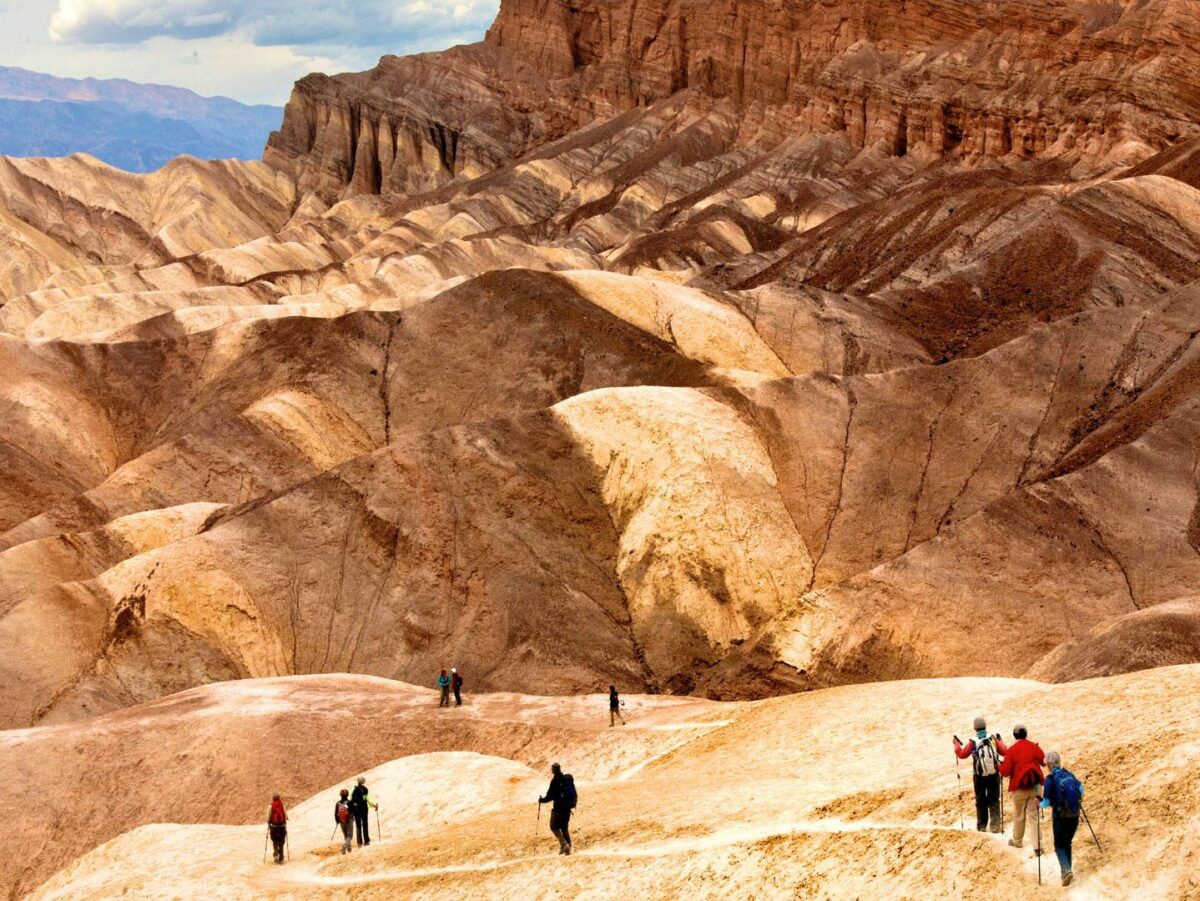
[268,0,1200,200]
[5,0,1200,735]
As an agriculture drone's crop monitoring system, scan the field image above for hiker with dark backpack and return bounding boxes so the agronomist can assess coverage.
[999,724,1046,854]
[451,667,464,707]
[538,762,578,856]
[438,669,451,708]
[1041,751,1084,886]
[953,717,1008,832]
[266,794,288,864]
[609,685,626,727]
[335,789,354,854]
[350,776,378,846]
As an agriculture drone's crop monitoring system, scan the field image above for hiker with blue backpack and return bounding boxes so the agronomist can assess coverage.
[1041,751,1084,886]
[539,762,578,855]
[953,717,1008,832]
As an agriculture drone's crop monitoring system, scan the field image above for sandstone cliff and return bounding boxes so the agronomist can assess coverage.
[268,0,1200,200]
[5,0,1200,730]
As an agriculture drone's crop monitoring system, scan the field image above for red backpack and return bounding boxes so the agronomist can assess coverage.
[336,801,350,823]
[269,800,287,825]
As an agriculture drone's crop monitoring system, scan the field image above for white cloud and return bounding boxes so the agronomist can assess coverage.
[0,0,498,105]
[49,0,499,50]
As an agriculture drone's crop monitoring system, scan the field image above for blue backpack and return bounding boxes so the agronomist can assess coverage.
[1054,769,1083,815]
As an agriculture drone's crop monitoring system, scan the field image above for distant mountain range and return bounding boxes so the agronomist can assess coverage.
[0,66,281,172]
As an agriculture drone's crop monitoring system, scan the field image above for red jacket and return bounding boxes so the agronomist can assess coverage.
[999,738,1045,792]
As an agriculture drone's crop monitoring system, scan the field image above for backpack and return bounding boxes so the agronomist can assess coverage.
[336,801,350,824]
[562,774,578,810]
[1053,770,1083,815]
[269,802,286,826]
[972,736,1000,777]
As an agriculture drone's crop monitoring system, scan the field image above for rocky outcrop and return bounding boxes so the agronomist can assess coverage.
[7,0,1200,731]
[267,0,1200,200]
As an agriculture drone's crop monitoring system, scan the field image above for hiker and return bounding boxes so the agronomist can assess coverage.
[953,717,1007,832]
[266,794,287,864]
[438,669,451,707]
[1041,751,1085,886]
[538,762,578,856]
[335,789,354,854]
[350,776,378,847]
[452,667,464,707]
[609,685,626,727]
[999,724,1046,853]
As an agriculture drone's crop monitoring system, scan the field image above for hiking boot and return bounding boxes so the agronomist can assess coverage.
[1062,871,1074,886]
[565,844,572,856]
[989,826,1003,834]
[1007,839,1022,848]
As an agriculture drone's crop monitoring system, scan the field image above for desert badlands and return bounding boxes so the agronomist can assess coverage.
[3,0,1200,897]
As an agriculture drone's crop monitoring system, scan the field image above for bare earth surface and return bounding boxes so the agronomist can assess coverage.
[3,0,1200,728]
[13,668,1200,899]
[3,0,1200,895]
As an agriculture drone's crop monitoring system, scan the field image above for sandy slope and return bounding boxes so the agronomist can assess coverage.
[23,667,1200,899]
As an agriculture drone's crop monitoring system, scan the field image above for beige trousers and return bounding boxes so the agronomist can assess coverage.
[1010,786,1042,850]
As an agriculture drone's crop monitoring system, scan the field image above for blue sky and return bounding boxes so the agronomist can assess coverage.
[0,1,500,105]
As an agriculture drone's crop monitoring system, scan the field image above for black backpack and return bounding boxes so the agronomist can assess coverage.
[563,774,578,810]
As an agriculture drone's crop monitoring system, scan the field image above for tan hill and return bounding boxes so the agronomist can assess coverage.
[4,0,1200,895]
[7,667,1199,899]
[2,0,1200,730]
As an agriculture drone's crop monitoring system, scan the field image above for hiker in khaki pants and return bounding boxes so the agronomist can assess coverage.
[999,724,1047,851]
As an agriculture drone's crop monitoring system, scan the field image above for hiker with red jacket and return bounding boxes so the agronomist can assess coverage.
[335,789,354,854]
[999,724,1046,853]
[266,794,287,864]
[953,717,1008,832]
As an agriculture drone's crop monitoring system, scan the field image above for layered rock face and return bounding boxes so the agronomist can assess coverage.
[4,0,1200,736]
[6,5,1200,897]
[268,0,1200,200]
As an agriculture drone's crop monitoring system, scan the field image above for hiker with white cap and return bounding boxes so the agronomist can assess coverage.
[1041,751,1085,885]
[451,667,464,707]
[953,716,1008,832]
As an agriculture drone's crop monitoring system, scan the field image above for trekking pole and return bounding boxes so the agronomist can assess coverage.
[376,806,382,841]
[263,831,269,863]
[1036,806,1042,885]
[536,800,542,837]
[1081,804,1103,853]
[953,738,964,830]
[330,824,338,842]
[286,833,291,862]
